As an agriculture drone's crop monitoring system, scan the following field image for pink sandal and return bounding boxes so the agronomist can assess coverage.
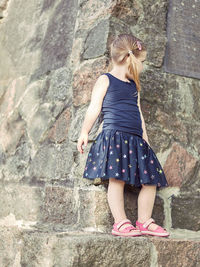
[136,218,170,237]
[112,218,142,237]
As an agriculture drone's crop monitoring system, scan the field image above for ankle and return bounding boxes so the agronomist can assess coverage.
[114,217,128,224]
[137,218,149,223]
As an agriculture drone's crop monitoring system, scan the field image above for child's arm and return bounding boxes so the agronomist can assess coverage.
[77,74,109,153]
[137,91,150,145]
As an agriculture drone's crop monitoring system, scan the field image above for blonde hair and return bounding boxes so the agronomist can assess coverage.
[106,33,147,92]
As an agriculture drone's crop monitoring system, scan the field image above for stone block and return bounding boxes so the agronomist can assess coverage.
[21,230,151,267]
[0,226,23,267]
[82,19,109,60]
[0,226,199,267]
[40,186,78,226]
[155,107,188,143]
[45,67,73,102]
[73,58,107,107]
[151,238,200,267]
[29,142,74,183]
[79,188,113,232]
[0,184,79,227]
[163,142,197,187]
[28,104,55,145]
[171,192,200,231]
[0,109,26,155]
[47,107,71,144]
[0,184,43,222]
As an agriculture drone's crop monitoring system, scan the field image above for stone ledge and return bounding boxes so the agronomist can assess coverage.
[0,226,199,267]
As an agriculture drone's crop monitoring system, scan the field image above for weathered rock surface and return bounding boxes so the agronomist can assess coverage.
[0,0,200,265]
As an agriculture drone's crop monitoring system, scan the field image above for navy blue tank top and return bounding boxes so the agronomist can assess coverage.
[100,72,143,138]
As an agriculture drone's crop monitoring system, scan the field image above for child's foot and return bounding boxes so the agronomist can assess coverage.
[136,218,170,237]
[112,218,142,237]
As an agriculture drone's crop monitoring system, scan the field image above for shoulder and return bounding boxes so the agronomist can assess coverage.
[91,73,109,99]
[94,73,109,92]
[97,73,110,85]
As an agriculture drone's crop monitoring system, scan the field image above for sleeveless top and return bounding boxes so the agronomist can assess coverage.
[100,72,143,138]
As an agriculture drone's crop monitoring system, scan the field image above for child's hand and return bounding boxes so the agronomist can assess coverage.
[77,132,88,154]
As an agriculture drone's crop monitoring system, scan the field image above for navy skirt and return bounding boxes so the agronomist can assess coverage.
[83,129,169,189]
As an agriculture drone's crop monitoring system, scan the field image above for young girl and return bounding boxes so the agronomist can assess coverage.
[77,33,169,237]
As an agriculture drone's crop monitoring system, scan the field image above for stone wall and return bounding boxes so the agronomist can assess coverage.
[0,0,200,266]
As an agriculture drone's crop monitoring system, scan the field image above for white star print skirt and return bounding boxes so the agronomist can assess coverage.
[83,129,169,189]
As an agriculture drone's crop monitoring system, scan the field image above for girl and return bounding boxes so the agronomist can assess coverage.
[77,33,169,237]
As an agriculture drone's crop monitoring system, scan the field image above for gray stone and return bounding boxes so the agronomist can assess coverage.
[164,0,200,79]
[79,188,113,232]
[0,226,22,267]
[0,0,200,262]
[83,19,109,59]
[29,142,74,182]
[171,192,200,231]
[0,110,26,155]
[28,104,54,145]
[18,79,45,122]
[0,145,5,165]
[39,186,78,226]
[151,238,200,267]
[0,0,78,81]
[32,0,78,80]
[21,231,151,267]
[131,0,168,67]
[0,184,43,221]
[180,162,200,192]
[45,67,73,102]
[0,226,199,267]
[2,135,31,182]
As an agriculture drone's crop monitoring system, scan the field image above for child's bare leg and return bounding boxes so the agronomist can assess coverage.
[107,178,127,223]
[137,184,159,230]
[107,178,138,232]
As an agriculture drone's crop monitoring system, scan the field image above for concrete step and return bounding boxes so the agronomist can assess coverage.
[0,225,200,267]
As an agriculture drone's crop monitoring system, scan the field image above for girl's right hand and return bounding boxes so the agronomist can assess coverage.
[77,132,88,154]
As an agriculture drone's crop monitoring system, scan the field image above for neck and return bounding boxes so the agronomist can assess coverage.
[110,64,129,80]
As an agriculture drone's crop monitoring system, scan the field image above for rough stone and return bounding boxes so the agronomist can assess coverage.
[79,188,113,232]
[132,0,168,67]
[40,186,78,226]
[47,107,71,144]
[82,19,109,60]
[181,162,200,192]
[73,58,108,107]
[0,226,199,267]
[0,226,23,267]
[164,0,200,79]
[45,67,73,102]
[0,0,200,262]
[151,237,200,267]
[2,135,31,182]
[29,142,75,182]
[163,142,197,187]
[0,184,43,222]
[155,107,188,144]
[171,192,200,231]
[0,111,26,155]
[187,120,200,156]
[28,104,55,145]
